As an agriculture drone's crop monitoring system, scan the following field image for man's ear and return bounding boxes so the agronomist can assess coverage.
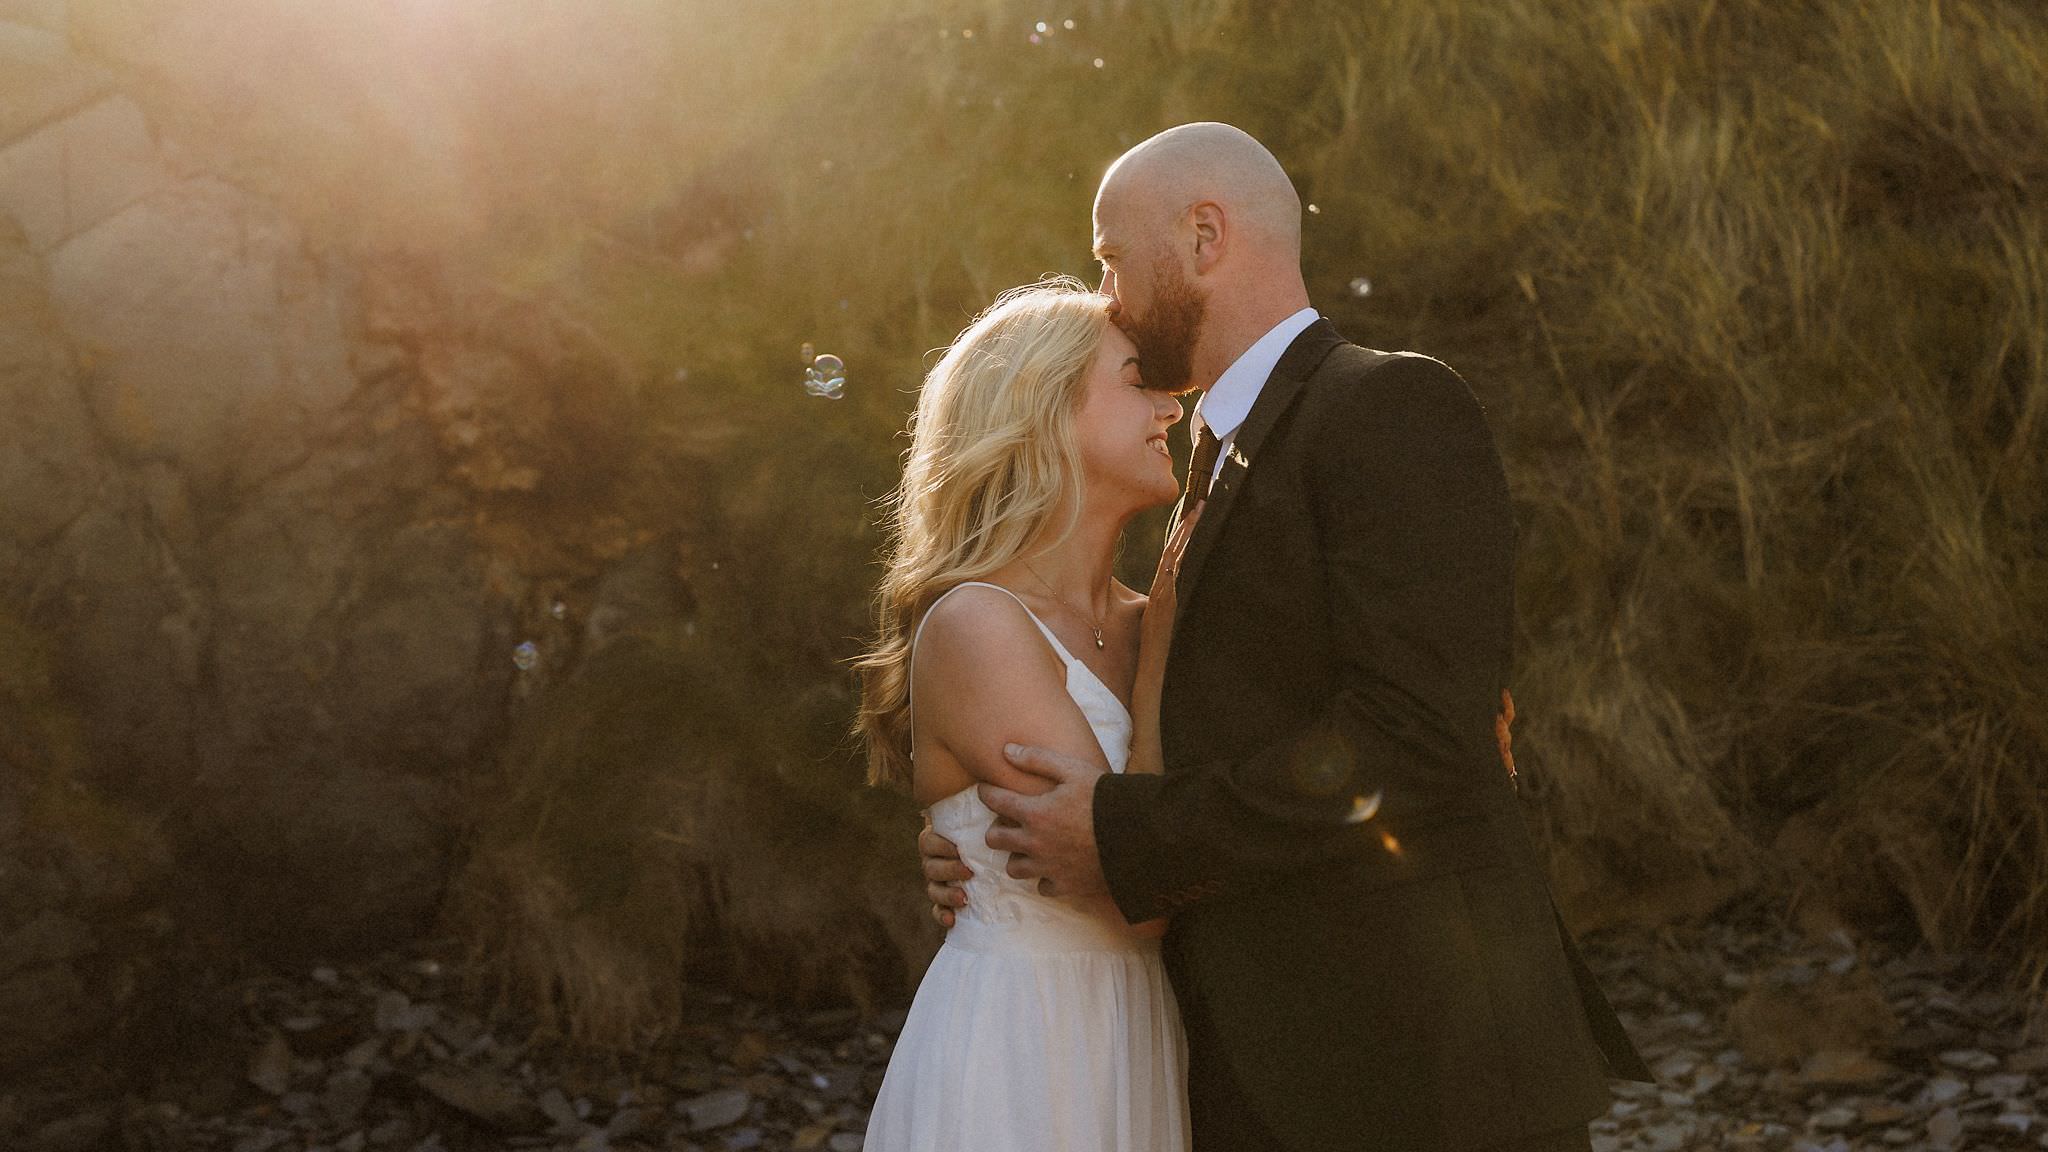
[1188,201,1226,273]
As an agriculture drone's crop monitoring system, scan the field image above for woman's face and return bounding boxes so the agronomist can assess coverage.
[1074,324,1184,514]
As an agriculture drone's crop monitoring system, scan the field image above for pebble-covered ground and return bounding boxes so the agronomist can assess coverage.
[1587,913,2043,1152]
[2,909,2040,1152]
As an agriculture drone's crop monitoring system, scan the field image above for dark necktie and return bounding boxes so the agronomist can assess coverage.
[1186,422,1223,505]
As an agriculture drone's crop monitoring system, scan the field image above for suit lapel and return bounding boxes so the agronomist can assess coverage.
[1173,319,1346,619]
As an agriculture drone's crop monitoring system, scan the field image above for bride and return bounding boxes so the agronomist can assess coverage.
[853,277,1196,1151]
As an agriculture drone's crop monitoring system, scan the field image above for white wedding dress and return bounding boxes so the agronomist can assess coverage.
[864,582,1191,1152]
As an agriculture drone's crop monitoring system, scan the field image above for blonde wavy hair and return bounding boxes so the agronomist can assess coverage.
[854,277,1114,790]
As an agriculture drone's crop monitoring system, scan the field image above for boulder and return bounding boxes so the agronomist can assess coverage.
[47,175,357,494]
[0,91,165,252]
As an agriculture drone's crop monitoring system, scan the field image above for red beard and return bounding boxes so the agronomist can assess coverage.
[1122,256,1207,395]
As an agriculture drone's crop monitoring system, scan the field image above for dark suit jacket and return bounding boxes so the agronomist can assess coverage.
[1093,320,1649,1151]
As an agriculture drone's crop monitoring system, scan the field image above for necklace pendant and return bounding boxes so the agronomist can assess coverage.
[1093,627,1105,650]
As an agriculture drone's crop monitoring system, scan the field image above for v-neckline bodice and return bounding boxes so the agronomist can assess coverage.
[1011,594,1133,723]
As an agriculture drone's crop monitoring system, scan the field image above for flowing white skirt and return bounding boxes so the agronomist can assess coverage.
[864,916,1190,1152]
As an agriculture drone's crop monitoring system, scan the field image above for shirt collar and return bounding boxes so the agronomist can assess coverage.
[1192,307,1320,441]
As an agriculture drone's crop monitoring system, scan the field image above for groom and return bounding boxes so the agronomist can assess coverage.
[920,123,1649,1150]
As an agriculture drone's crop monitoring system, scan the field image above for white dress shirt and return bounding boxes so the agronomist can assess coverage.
[1192,307,1321,481]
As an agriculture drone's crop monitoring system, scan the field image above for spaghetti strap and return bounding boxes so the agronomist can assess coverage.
[912,581,1078,666]
[907,581,1079,758]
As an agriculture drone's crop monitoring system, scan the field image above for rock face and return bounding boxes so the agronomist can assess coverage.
[48,175,358,492]
[0,599,173,1074]
[0,6,539,1070]
[0,49,500,942]
[0,2,932,1080]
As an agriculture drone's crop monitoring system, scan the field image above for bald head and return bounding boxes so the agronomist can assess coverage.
[1096,122,1302,260]
[1089,123,1312,394]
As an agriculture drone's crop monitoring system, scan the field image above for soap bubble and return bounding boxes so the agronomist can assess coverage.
[1063,18,1075,29]
[1035,21,1049,32]
[1092,57,1104,68]
[512,641,539,671]
[549,600,567,620]
[1349,277,1373,297]
[1029,32,1042,44]
[1307,203,1320,214]
[1342,791,1383,825]
[804,350,846,400]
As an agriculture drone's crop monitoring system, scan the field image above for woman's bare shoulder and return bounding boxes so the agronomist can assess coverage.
[911,582,1108,793]
[915,584,1055,674]
[912,584,1069,741]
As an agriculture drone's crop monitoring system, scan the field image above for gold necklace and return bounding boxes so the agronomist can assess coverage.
[1022,560,1107,650]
